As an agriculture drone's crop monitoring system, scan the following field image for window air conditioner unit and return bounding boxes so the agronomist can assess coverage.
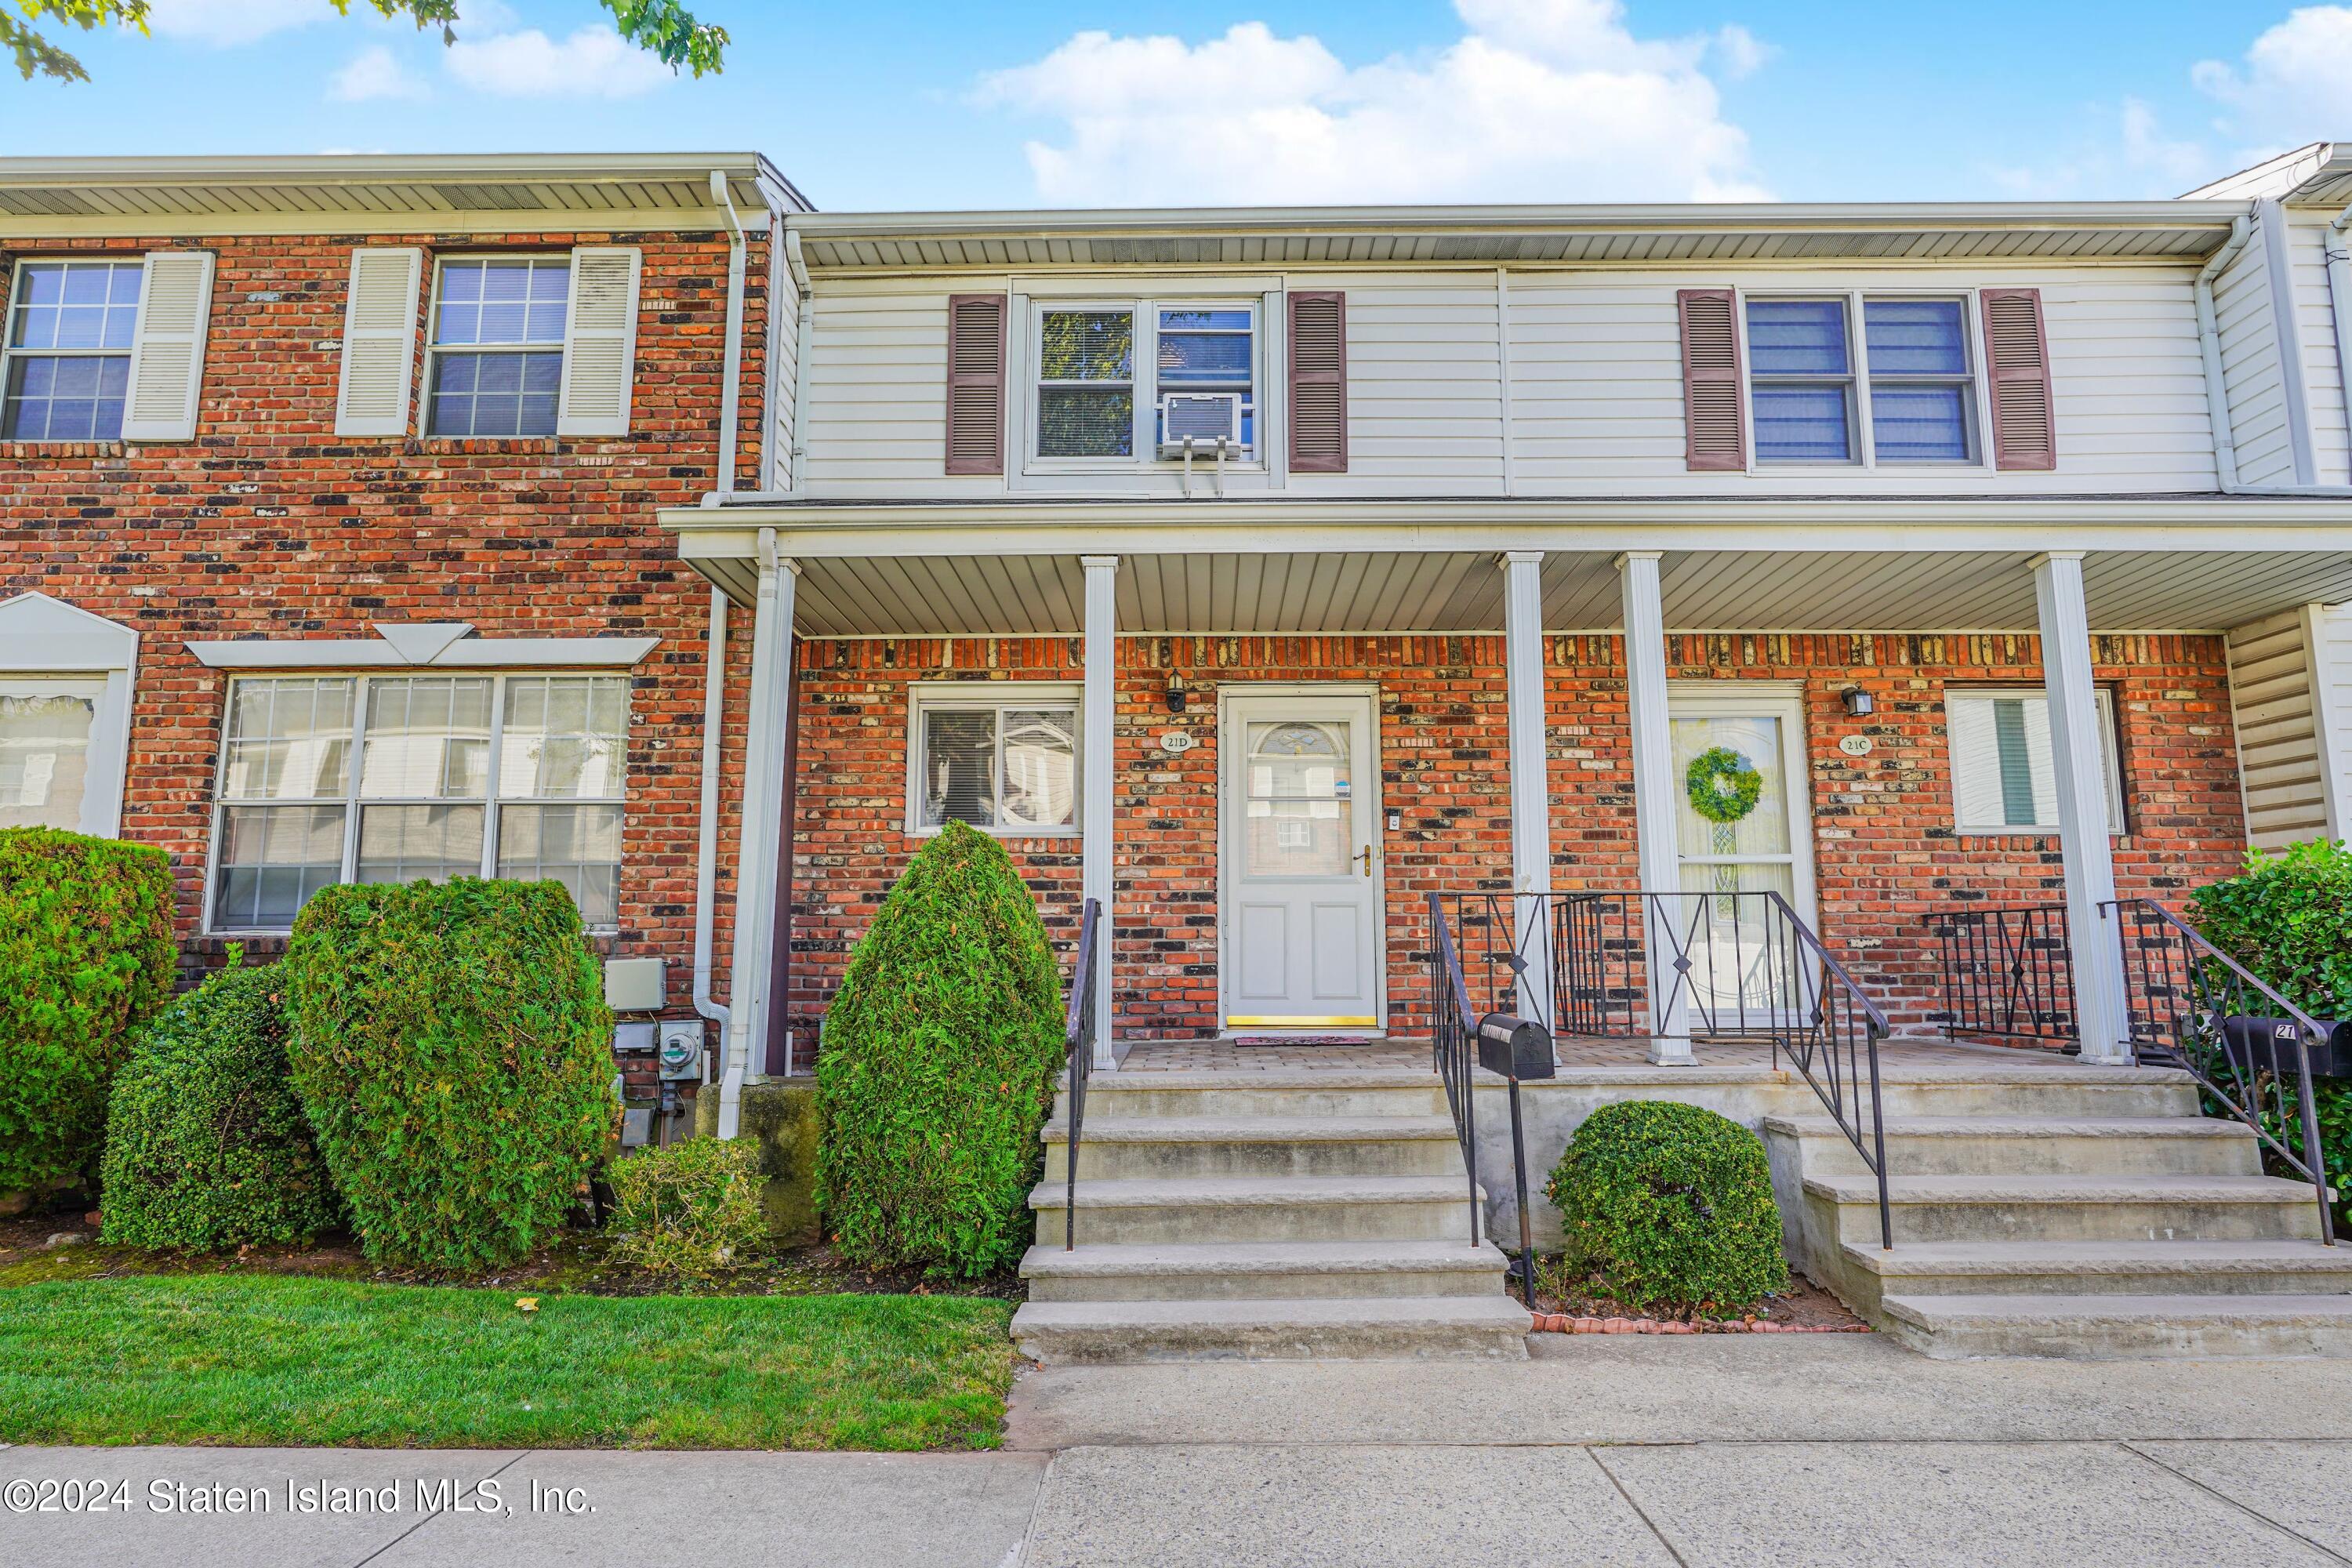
[1158,393,1243,459]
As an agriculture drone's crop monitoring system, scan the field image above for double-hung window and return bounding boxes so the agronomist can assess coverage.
[1033,302,1257,464]
[210,672,628,932]
[907,686,1079,835]
[0,679,103,830]
[2,260,141,441]
[1945,688,2122,836]
[426,257,568,437]
[1745,294,1979,466]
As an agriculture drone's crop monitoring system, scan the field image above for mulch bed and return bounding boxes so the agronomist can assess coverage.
[1526,1273,1869,1335]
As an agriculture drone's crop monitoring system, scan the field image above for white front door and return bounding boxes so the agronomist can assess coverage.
[1664,687,1819,1019]
[1220,689,1384,1032]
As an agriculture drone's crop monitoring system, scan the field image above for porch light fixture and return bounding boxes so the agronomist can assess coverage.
[1841,688,1875,718]
[1165,670,1189,714]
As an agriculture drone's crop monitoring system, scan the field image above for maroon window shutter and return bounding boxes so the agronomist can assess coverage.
[1287,290,1348,474]
[945,293,1006,475]
[1676,289,1745,471]
[1980,288,2056,471]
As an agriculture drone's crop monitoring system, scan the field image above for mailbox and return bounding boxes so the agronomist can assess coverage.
[1476,1013,1555,1081]
[2221,1015,2352,1079]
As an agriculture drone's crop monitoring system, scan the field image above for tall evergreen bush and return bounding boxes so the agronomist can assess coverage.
[816,821,1065,1276]
[281,878,614,1271]
[0,827,176,1194]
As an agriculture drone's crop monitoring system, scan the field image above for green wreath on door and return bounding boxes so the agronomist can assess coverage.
[1684,746,1763,826]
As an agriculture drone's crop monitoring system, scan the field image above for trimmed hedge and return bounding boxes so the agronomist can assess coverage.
[1544,1100,1788,1317]
[99,956,342,1250]
[0,827,177,1194]
[281,878,615,1272]
[816,820,1065,1277]
[608,1137,767,1280]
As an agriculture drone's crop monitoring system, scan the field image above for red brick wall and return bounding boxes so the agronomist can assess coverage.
[1,226,770,1086]
[786,629,2245,1042]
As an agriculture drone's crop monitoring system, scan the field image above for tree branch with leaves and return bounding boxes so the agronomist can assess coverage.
[5,0,725,85]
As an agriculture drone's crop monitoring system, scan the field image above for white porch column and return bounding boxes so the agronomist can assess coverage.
[2032,551,2132,1063]
[1502,550,1555,1026]
[717,536,797,1137]
[1617,551,1693,1066]
[1081,555,1118,1067]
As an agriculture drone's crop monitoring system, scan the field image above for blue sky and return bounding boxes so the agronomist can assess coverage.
[1,0,2347,209]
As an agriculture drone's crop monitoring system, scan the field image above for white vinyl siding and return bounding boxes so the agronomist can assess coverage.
[1290,275,1501,496]
[2287,216,2349,486]
[2230,604,2352,850]
[2320,605,2352,841]
[801,285,954,488]
[2213,223,2296,488]
[1947,688,2122,836]
[766,247,801,490]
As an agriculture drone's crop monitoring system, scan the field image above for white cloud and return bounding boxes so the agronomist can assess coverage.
[976,0,1770,205]
[2190,5,2352,154]
[330,45,429,103]
[147,0,332,46]
[1984,99,2216,199]
[446,24,675,98]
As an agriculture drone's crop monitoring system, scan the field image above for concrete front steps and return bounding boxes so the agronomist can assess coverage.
[1769,1062,2352,1358]
[1014,1066,1527,1363]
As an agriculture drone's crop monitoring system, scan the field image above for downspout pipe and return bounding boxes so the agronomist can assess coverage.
[717,529,786,1139]
[2195,216,2253,492]
[690,586,730,1037]
[2331,199,2352,486]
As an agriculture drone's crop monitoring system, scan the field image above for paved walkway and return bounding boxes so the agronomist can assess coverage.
[12,1337,2352,1567]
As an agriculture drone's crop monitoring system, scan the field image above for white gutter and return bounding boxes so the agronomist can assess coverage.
[2196,216,2254,492]
[712,170,748,496]
[690,586,731,1039]
[717,528,787,1138]
[785,230,813,495]
[2330,199,2352,486]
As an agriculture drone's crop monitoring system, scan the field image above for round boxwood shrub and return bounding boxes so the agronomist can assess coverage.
[1544,1100,1788,1317]
[608,1136,767,1281]
[99,954,343,1250]
[0,826,177,1196]
[816,820,1064,1277]
[281,877,615,1272]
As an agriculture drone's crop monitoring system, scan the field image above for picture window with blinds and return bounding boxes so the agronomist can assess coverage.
[906,687,1080,835]
[1745,294,1979,466]
[425,257,568,437]
[1945,688,2122,837]
[208,671,629,932]
[1033,302,1257,465]
[3,260,141,441]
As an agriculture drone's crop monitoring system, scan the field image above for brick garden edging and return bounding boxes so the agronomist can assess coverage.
[1530,1312,1869,1335]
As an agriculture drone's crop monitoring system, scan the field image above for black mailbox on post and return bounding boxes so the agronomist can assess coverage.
[2220,1015,2352,1079]
[1477,1013,1555,1081]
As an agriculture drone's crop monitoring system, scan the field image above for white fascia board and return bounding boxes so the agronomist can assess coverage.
[187,636,660,670]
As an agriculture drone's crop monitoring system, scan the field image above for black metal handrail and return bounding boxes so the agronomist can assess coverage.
[1447,889,1893,1250]
[1926,902,2078,1044]
[2106,896,2336,1246]
[1425,891,1483,1252]
[1062,896,1102,1252]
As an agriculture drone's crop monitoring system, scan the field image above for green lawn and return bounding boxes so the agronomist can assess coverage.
[0,1274,1014,1450]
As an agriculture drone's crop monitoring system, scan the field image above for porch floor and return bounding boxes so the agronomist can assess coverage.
[1113,1035,2080,1075]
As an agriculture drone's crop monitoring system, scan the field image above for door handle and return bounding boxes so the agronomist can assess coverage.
[1356,845,1374,877]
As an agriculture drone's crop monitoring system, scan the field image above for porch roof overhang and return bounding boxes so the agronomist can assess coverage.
[785,201,2249,272]
[0,153,808,239]
[659,495,2352,639]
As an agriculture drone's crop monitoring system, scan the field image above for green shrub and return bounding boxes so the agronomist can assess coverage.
[608,1137,766,1280]
[98,954,342,1250]
[281,878,615,1272]
[0,827,177,1195]
[1544,1100,1788,1317]
[816,820,1065,1277]
[2191,840,2352,1197]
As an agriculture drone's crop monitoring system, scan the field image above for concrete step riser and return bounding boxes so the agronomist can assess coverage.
[1850,1265,2352,1298]
[1025,1262,1508,1303]
[1886,1317,2352,1360]
[1011,1319,1530,1363]
[1872,1085,2202,1119]
[1044,1139,1463,1182]
[1816,1195,2327,1246]
[1058,1087,1448,1120]
[1035,1200,1477,1247]
[1791,1133,2262,1180]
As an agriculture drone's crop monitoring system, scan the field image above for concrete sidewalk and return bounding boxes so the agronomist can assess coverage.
[10,1339,2352,1567]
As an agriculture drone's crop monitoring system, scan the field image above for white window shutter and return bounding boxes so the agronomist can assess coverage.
[557,246,642,438]
[334,247,423,437]
[119,249,214,442]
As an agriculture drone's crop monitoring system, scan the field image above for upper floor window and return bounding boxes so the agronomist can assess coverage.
[1033,302,1257,465]
[209,670,628,932]
[1746,295,1977,466]
[426,257,568,438]
[2,260,141,442]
